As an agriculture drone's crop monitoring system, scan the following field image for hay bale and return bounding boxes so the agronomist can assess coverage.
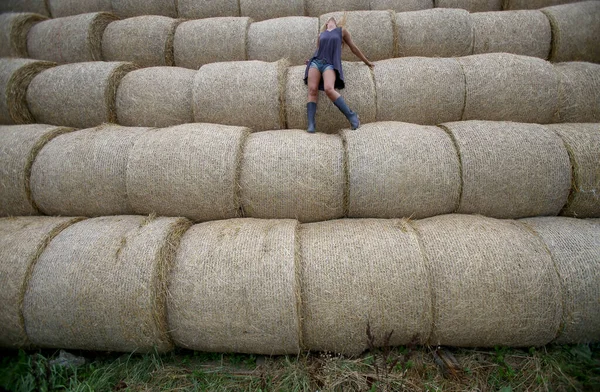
[23,215,190,352]
[127,124,249,221]
[374,57,464,124]
[412,214,561,347]
[116,67,195,127]
[542,1,600,63]
[177,0,240,18]
[168,219,300,354]
[0,125,73,216]
[240,130,345,222]
[305,0,369,16]
[442,121,571,218]
[111,0,176,17]
[435,0,502,11]
[395,8,472,58]
[0,0,49,16]
[102,16,180,67]
[0,217,81,349]
[248,17,318,65]
[286,61,376,133]
[301,219,431,355]
[0,13,47,58]
[548,123,600,217]
[344,122,460,219]
[0,58,54,125]
[47,0,112,17]
[30,125,148,217]
[554,62,600,122]
[458,53,559,123]
[174,17,250,69]
[504,0,590,10]
[193,60,287,131]
[240,0,304,21]
[27,12,117,64]
[26,61,136,128]
[471,10,551,58]
[520,217,600,344]
[371,0,433,11]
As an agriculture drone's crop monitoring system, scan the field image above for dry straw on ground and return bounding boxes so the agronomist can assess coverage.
[0,12,47,58]
[240,0,304,21]
[371,0,433,11]
[116,66,195,127]
[412,214,562,347]
[435,0,502,11]
[27,12,117,64]
[240,130,345,222]
[471,10,551,58]
[111,0,176,17]
[442,121,571,218]
[23,215,190,352]
[374,57,465,124]
[177,0,240,18]
[168,219,301,354]
[0,125,73,216]
[248,16,318,65]
[305,0,369,16]
[26,61,136,128]
[0,0,49,16]
[127,123,249,222]
[47,0,112,17]
[504,0,589,10]
[102,16,180,67]
[554,62,600,122]
[344,122,461,219]
[174,17,250,69]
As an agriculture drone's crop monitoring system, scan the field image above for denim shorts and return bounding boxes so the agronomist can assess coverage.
[309,59,334,73]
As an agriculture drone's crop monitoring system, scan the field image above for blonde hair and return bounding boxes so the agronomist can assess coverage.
[319,12,347,33]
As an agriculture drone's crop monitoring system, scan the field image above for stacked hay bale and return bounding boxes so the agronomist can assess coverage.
[176,0,240,18]
[0,0,50,16]
[111,0,176,18]
[240,0,304,21]
[47,0,112,17]
[370,0,433,11]
[505,0,594,10]
[305,0,370,16]
[554,62,600,122]
[435,0,503,11]
[0,13,47,58]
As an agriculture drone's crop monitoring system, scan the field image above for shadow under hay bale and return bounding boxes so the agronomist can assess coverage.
[435,0,502,11]
[555,62,600,122]
[0,0,49,16]
[177,0,240,18]
[305,0,369,16]
[111,0,176,18]
[371,0,433,11]
[504,0,591,10]
[47,0,112,18]
[240,0,304,21]
[0,12,47,58]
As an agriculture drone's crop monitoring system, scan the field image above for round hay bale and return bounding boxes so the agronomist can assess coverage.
[27,12,117,64]
[548,123,600,217]
[30,125,148,217]
[442,121,571,218]
[344,122,461,219]
[0,217,80,348]
[127,123,249,222]
[248,16,318,65]
[435,0,502,11]
[0,12,47,58]
[240,0,304,21]
[301,219,431,355]
[111,0,176,18]
[471,10,551,58]
[286,61,376,133]
[0,58,54,125]
[554,62,600,122]
[0,125,73,216]
[193,60,287,131]
[504,0,590,10]
[412,214,562,347]
[542,1,600,63]
[116,67,195,127]
[174,17,250,70]
[47,0,112,17]
[458,53,559,123]
[395,8,472,58]
[374,57,464,124]
[177,0,240,18]
[168,219,300,354]
[305,0,369,16]
[371,0,433,11]
[240,130,345,222]
[26,61,136,128]
[102,16,180,67]
[0,0,49,16]
[23,215,190,352]
[520,217,600,344]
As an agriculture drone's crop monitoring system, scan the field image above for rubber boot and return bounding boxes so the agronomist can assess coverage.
[333,96,360,130]
[307,102,317,133]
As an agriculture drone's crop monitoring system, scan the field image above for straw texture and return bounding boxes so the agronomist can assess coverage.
[111,0,176,17]
[30,125,148,217]
[395,9,472,57]
[443,121,571,218]
[555,62,600,122]
[127,124,249,221]
[412,214,562,347]
[371,0,433,11]
[301,219,431,355]
[0,0,49,16]
[286,61,376,133]
[174,17,250,69]
[102,16,180,67]
[458,53,559,123]
[177,0,240,18]
[240,130,345,222]
[27,12,117,64]
[548,123,600,218]
[168,219,301,354]
[116,66,195,127]
[305,0,369,16]
[374,57,464,124]
[26,61,136,128]
[0,13,47,58]
[504,0,589,9]
[48,0,112,17]
[240,0,304,21]
[248,16,318,65]
[344,122,460,219]
[435,0,502,11]
[521,217,600,344]
[471,10,551,58]
[23,215,190,352]
[0,125,73,216]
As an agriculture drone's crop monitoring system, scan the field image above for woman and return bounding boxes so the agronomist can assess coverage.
[304,16,374,133]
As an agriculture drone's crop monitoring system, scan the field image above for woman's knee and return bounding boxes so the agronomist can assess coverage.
[324,85,336,98]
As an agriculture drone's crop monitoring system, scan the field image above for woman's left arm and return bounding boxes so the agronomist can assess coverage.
[342,28,375,68]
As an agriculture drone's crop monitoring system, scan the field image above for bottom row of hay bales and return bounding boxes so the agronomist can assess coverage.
[1,214,598,355]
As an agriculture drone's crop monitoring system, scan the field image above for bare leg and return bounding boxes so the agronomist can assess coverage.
[307,67,321,103]
[322,69,341,102]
